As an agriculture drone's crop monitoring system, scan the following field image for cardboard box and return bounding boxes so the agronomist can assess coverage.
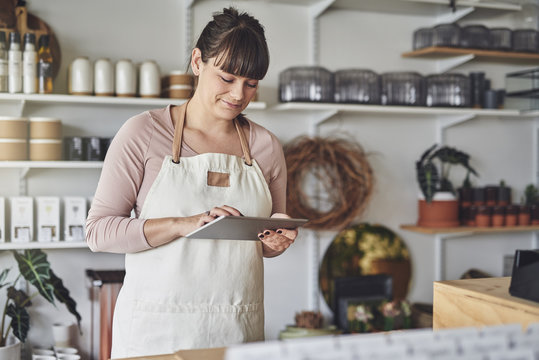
[0,197,4,243]
[115,347,225,360]
[433,277,539,331]
[37,197,60,242]
[10,196,33,243]
[64,197,87,242]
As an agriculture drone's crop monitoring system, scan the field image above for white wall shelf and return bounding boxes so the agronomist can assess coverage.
[0,241,88,250]
[0,93,267,116]
[401,224,539,281]
[0,161,103,169]
[273,102,532,118]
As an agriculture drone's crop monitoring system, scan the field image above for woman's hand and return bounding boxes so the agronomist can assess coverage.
[144,205,242,248]
[259,213,298,258]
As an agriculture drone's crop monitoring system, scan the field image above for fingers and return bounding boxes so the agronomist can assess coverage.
[270,212,290,219]
[208,205,242,218]
[258,229,296,253]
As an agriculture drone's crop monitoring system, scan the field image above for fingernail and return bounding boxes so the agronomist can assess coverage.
[277,230,283,234]
[264,231,270,236]
[258,234,264,239]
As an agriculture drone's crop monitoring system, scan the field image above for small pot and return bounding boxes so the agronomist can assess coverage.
[484,185,498,207]
[497,185,511,206]
[492,205,505,227]
[466,205,477,226]
[458,187,473,207]
[518,205,530,226]
[476,205,492,227]
[473,187,485,206]
[505,205,519,227]
[417,192,459,228]
[531,204,539,225]
[0,337,21,360]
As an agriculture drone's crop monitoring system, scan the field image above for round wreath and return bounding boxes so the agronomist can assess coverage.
[284,136,374,230]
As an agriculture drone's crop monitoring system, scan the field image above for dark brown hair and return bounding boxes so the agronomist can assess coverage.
[194,7,269,80]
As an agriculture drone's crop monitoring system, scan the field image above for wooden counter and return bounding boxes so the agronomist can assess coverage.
[433,277,539,331]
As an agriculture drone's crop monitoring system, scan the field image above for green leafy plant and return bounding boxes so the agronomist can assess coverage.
[523,184,539,206]
[0,249,81,346]
[416,144,478,203]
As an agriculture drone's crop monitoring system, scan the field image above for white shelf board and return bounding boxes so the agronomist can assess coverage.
[0,161,103,169]
[265,0,521,12]
[273,102,530,117]
[0,241,89,250]
[0,93,267,109]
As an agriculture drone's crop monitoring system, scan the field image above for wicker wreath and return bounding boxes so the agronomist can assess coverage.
[284,136,374,230]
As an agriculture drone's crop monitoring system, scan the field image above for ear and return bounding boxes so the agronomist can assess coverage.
[191,48,203,76]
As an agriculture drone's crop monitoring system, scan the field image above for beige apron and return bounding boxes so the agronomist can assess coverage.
[110,104,273,358]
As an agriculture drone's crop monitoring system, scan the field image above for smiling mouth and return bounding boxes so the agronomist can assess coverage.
[222,100,242,108]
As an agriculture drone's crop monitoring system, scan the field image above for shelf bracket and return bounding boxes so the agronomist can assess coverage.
[435,54,475,74]
[434,231,474,281]
[434,6,475,25]
[308,0,335,65]
[19,167,29,196]
[309,109,338,136]
[436,113,476,144]
[17,99,26,117]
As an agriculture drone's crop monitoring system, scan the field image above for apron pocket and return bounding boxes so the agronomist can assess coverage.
[127,301,264,355]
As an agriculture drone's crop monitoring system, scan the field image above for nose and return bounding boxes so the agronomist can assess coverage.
[229,81,244,101]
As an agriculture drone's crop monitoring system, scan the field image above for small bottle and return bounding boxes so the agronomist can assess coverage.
[37,34,53,94]
[0,32,8,92]
[8,32,22,93]
[22,33,37,94]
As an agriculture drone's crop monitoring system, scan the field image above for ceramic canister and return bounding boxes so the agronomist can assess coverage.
[29,139,62,161]
[94,58,114,96]
[115,59,136,97]
[0,116,28,138]
[69,57,93,95]
[0,138,27,160]
[139,60,161,98]
[29,117,62,139]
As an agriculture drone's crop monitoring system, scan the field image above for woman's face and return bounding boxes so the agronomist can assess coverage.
[192,49,259,120]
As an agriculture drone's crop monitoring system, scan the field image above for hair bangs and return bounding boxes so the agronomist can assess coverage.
[214,29,269,80]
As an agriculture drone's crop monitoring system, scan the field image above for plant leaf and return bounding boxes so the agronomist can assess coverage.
[7,303,30,343]
[7,286,31,308]
[417,160,439,203]
[13,249,55,304]
[418,144,438,167]
[49,270,82,329]
[0,268,10,289]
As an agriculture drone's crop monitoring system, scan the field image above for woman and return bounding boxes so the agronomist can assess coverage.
[86,7,297,359]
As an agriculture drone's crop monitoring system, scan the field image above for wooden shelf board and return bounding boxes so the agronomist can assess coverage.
[0,241,88,250]
[402,47,539,61]
[401,224,539,234]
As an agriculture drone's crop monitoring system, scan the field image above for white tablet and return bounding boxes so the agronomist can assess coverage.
[185,215,308,240]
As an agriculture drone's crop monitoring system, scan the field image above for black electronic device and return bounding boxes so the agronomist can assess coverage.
[509,249,539,302]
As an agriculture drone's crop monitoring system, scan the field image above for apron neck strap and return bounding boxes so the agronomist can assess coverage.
[171,103,252,166]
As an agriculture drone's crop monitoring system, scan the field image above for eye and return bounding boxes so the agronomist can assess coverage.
[220,76,233,83]
[246,82,258,89]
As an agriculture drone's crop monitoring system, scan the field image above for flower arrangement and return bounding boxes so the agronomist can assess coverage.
[346,299,411,333]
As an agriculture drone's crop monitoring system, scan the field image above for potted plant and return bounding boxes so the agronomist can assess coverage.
[415,144,478,227]
[0,249,81,358]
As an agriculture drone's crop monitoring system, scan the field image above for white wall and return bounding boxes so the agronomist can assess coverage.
[0,1,536,359]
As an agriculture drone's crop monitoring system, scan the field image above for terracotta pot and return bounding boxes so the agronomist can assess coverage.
[417,195,459,228]
[370,259,411,301]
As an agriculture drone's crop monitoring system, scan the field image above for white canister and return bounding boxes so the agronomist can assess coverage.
[69,57,93,95]
[139,60,161,98]
[115,59,136,97]
[94,58,114,96]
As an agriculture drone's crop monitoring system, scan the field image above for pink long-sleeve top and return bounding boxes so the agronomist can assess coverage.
[86,105,287,253]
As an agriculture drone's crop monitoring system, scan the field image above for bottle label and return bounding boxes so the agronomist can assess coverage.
[23,61,36,75]
[39,61,52,78]
[8,60,22,76]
